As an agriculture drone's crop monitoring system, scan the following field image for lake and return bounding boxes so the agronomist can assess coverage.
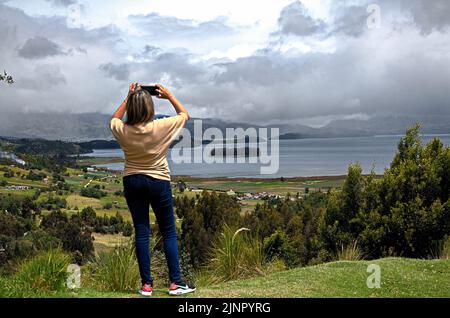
[82,135,450,178]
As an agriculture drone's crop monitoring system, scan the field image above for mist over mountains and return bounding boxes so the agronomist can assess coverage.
[1,111,449,142]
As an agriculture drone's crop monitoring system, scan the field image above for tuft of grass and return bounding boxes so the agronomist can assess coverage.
[337,240,364,261]
[440,237,450,260]
[87,240,140,292]
[430,237,450,260]
[0,249,70,297]
[207,226,265,283]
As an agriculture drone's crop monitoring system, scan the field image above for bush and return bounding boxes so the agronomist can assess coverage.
[263,230,298,267]
[41,210,94,261]
[27,230,62,251]
[80,186,107,199]
[337,240,364,261]
[1,249,70,297]
[88,240,140,292]
[40,196,67,210]
[80,207,96,226]
[439,237,450,260]
[103,203,113,210]
[26,170,47,181]
[207,226,264,282]
[122,221,133,237]
[175,190,241,268]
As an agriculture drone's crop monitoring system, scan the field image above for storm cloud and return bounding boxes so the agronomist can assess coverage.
[277,1,326,36]
[45,0,77,7]
[17,36,66,59]
[99,63,130,81]
[407,0,450,35]
[0,0,450,127]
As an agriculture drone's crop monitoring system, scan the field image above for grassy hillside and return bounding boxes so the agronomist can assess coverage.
[193,258,450,298]
[32,258,449,298]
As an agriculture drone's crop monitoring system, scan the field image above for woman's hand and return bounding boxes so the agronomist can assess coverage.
[155,84,174,100]
[156,84,190,119]
[113,82,137,120]
[127,82,138,98]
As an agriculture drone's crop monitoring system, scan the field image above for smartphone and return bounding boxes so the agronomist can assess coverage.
[140,85,158,96]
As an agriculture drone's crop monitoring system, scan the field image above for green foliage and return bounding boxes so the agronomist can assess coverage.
[438,236,450,260]
[2,168,14,178]
[175,190,241,268]
[122,221,133,237]
[26,170,47,181]
[323,125,450,259]
[0,194,40,218]
[40,195,67,210]
[207,226,264,282]
[336,241,364,261]
[243,192,328,267]
[263,230,298,267]
[88,240,140,292]
[80,206,96,226]
[0,249,70,297]
[103,202,113,210]
[322,165,364,251]
[41,210,94,262]
[81,186,107,199]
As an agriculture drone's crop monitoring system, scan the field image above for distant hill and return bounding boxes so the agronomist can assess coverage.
[319,114,450,137]
[1,111,449,142]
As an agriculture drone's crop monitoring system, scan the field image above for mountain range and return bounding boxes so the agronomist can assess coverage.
[1,111,449,142]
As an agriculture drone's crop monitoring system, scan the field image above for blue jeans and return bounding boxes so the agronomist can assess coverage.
[123,174,182,286]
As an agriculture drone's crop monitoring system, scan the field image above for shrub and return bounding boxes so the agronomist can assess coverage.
[26,171,47,181]
[41,210,94,261]
[1,249,70,297]
[175,190,241,268]
[122,221,133,237]
[337,240,364,261]
[80,207,97,226]
[263,230,298,267]
[88,240,140,292]
[208,226,264,282]
[439,237,450,260]
[80,186,107,199]
[103,203,113,210]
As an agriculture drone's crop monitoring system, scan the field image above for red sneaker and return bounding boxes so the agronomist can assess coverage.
[139,283,153,297]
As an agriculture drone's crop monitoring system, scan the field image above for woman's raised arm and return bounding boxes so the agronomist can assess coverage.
[112,82,138,120]
[155,84,190,120]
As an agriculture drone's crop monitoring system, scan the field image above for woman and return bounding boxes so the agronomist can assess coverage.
[110,83,195,297]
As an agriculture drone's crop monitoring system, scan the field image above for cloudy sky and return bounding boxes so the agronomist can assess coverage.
[0,0,450,127]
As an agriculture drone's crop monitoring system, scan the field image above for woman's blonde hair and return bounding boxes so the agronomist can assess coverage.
[125,88,155,126]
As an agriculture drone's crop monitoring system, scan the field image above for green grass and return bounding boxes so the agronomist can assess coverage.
[175,176,347,195]
[195,258,450,298]
[3,258,448,298]
[77,157,124,165]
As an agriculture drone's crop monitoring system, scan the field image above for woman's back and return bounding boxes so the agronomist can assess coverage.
[110,113,188,181]
[109,83,195,297]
